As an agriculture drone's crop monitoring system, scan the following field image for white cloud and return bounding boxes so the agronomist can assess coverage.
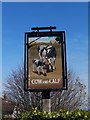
[29,37,56,43]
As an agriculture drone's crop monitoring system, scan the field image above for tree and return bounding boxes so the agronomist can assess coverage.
[3,66,88,112]
[55,36,63,44]
[51,70,88,111]
[3,66,42,112]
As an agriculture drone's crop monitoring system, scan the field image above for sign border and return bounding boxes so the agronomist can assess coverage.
[24,31,67,91]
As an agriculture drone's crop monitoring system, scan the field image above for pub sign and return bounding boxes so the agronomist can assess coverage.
[24,26,67,91]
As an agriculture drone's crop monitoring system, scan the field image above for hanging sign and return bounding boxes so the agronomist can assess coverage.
[24,27,67,91]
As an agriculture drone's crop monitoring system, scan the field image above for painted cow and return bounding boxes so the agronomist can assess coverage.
[38,45,57,71]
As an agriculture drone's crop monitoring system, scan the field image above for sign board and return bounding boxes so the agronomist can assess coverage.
[24,28,67,91]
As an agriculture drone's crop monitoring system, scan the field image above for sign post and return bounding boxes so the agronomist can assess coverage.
[24,26,67,112]
[42,91,51,112]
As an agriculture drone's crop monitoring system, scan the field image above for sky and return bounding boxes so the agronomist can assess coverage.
[0,2,2,95]
[1,0,89,2]
[2,2,88,93]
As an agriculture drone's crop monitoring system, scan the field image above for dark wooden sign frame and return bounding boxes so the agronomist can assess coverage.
[24,27,67,92]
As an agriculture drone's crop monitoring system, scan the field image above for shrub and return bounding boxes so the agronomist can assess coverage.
[17,108,90,120]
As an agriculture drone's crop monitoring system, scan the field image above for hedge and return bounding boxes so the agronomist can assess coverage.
[17,108,90,120]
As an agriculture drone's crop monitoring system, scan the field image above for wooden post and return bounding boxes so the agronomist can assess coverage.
[42,91,51,112]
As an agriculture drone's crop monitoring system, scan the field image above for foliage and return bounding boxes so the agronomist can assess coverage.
[17,108,90,120]
[51,70,88,111]
[3,67,42,112]
[3,66,88,112]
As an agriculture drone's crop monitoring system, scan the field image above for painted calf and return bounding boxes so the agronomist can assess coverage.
[32,58,46,76]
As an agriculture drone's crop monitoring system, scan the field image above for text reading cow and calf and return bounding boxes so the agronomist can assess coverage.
[30,78,62,84]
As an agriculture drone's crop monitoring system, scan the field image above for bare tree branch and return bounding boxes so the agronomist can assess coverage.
[3,66,88,112]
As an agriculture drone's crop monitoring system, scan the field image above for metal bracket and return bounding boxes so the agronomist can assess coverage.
[31,26,56,33]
